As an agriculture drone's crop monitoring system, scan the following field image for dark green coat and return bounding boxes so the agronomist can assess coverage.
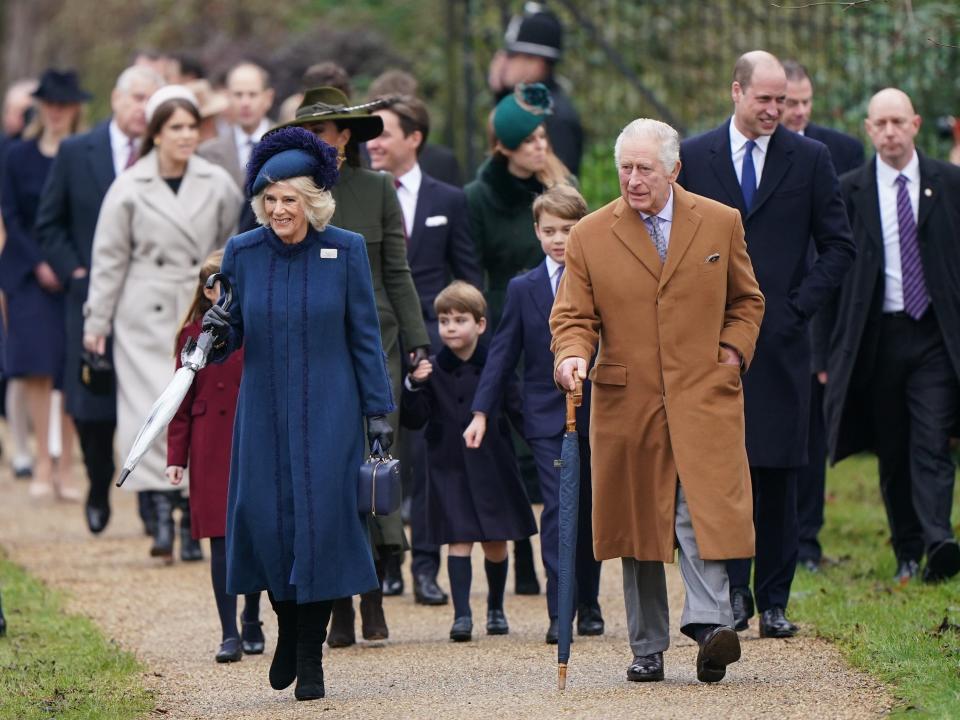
[331,163,429,551]
[464,156,546,326]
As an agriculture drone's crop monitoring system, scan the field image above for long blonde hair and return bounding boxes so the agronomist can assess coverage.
[173,249,224,357]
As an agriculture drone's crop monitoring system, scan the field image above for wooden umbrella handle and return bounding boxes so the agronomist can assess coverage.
[565,376,583,432]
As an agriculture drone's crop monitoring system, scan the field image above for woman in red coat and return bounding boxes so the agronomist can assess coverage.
[166,250,263,663]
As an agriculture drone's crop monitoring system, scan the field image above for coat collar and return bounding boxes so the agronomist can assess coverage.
[130,150,216,249]
[437,342,487,372]
[476,156,544,209]
[85,121,115,196]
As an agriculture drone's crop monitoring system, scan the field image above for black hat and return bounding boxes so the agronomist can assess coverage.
[504,3,563,61]
[32,69,92,104]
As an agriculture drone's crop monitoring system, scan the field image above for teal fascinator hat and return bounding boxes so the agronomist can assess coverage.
[493,83,554,150]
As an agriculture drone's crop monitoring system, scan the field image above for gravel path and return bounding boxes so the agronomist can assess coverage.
[0,464,892,719]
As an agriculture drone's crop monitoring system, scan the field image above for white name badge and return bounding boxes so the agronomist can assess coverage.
[321,248,338,259]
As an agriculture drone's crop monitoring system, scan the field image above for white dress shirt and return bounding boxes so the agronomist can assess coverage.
[233,119,271,170]
[729,117,771,188]
[877,150,920,313]
[639,185,675,249]
[394,163,422,238]
[109,120,137,177]
[545,255,563,296]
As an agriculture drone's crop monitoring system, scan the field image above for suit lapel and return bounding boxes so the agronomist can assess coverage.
[707,121,747,215]
[530,260,554,324]
[850,158,883,252]
[612,198,662,281]
[87,122,115,195]
[748,125,792,219]
[658,186,701,291]
[407,175,432,262]
[917,152,940,231]
[135,153,201,246]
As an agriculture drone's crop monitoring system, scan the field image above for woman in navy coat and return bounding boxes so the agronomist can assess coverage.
[202,128,394,701]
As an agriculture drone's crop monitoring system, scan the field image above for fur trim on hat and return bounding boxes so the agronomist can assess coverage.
[245,126,340,198]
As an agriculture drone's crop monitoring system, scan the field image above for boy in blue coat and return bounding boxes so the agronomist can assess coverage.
[401,281,537,642]
[465,185,602,644]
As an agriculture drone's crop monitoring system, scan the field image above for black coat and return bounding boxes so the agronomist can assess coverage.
[822,154,960,462]
[407,173,483,351]
[678,121,855,467]
[34,121,117,421]
[400,345,537,545]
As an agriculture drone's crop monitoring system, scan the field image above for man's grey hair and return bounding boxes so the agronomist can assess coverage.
[114,65,165,94]
[614,118,680,173]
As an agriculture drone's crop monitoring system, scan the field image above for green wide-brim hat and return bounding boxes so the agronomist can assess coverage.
[272,86,384,143]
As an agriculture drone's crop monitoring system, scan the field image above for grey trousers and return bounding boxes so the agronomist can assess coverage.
[622,484,734,656]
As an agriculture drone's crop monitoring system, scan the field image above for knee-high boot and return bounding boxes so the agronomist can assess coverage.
[360,559,389,641]
[178,497,203,562]
[150,492,175,560]
[326,597,355,648]
[268,593,298,690]
[295,600,332,701]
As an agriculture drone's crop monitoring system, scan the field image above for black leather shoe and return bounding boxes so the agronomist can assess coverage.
[0,592,6,637]
[923,539,960,584]
[486,609,509,635]
[577,604,604,636]
[894,559,920,584]
[450,615,473,642]
[413,574,449,605]
[627,652,664,682]
[759,607,798,638]
[241,620,265,654]
[85,501,111,535]
[215,637,243,663]
[695,625,741,683]
[13,465,32,480]
[359,589,388,641]
[546,618,558,645]
[381,554,404,596]
[730,586,754,632]
[149,493,174,559]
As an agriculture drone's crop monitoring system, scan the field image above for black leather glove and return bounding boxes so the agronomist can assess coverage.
[202,303,232,348]
[409,345,429,367]
[367,415,394,454]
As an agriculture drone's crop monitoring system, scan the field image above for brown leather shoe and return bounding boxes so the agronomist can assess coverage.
[359,589,389,641]
[326,597,356,648]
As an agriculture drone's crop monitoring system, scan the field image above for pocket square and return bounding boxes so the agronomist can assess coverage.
[705,253,721,263]
[425,215,448,227]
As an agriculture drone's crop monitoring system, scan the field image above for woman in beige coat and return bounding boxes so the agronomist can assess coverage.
[84,86,242,559]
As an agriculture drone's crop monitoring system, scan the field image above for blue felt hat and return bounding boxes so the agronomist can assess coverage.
[246,126,340,197]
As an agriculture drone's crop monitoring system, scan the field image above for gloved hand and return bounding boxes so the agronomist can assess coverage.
[409,345,430,367]
[202,303,232,347]
[367,415,394,454]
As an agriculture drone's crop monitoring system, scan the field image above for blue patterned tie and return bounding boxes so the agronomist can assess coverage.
[896,174,929,319]
[741,139,757,211]
[644,215,668,263]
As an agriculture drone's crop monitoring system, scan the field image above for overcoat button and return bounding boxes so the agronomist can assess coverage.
[156,258,164,267]
[217,382,225,389]
[219,409,227,416]
[154,305,163,312]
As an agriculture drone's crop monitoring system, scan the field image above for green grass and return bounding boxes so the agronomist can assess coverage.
[793,454,960,717]
[0,553,153,720]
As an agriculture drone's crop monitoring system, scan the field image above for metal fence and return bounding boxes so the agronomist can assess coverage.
[435,0,959,199]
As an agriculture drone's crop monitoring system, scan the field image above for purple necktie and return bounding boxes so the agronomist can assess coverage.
[895,174,929,320]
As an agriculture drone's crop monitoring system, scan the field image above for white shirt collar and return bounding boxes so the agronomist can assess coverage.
[395,163,422,195]
[729,116,771,155]
[233,118,270,147]
[639,185,674,223]
[545,254,563,280]
[876,149,920,188]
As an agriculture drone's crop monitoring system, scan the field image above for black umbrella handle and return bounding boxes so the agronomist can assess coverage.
[205,272,233,312]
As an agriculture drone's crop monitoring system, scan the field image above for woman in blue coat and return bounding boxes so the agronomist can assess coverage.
[202,127,394,701]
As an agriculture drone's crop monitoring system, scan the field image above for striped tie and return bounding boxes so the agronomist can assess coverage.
[895,174,929,320]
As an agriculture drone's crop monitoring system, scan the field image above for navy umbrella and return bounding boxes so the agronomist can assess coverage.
[556,377,583,690]
[116,273,232,487]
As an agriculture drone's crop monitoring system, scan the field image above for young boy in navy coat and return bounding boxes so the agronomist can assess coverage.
[401,281,537,642]
[465,185,603,644]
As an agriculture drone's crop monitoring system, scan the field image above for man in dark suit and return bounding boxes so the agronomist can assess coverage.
[822,88,960,585]
[368,95,482,604]
[35,65,163,534]
[198,62,273,232]
[781,59,866,573]
[677,50,855,637]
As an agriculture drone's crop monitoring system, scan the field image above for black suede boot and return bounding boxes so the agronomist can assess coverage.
[326,597,356,648]
[0,590,6,637]
[268,594,298,690]
[295,601,332,701]
[178,498,203,562]
[150,492,175,560]
[360,559,388,641]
